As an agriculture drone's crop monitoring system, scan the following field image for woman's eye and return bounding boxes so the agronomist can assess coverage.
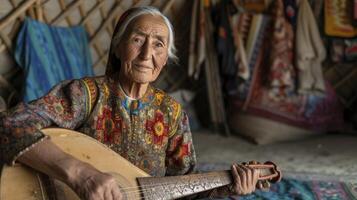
[155,42,164,48]
[133,38,143,44]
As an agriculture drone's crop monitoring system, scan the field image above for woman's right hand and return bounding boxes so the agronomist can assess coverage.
[18,139,123,200]
[68,162,123,200]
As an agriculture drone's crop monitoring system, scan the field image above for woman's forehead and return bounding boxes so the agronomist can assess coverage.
[126,15,169,39]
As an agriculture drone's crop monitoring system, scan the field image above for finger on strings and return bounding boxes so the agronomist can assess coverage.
[112,187,123,200]
[104,188,113,200]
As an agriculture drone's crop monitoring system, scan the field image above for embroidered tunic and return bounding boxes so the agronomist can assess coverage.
[0,76,196,177]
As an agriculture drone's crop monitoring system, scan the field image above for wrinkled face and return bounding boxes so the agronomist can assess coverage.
[116,14,169,84]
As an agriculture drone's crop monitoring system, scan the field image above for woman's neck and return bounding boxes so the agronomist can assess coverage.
[118,73,149,99]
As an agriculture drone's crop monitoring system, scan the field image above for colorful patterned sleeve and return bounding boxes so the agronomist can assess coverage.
[165,111,197,176]
[0,79,92,165]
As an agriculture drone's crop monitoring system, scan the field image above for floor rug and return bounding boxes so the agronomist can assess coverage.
[196,163,357,200]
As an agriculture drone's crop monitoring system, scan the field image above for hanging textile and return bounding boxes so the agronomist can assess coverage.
[230,13,249,82]
[325,0,357,37]
[283,0,298,31]
[213,0,237,76]
[235,13,270,100]
[268,0,296,100]
[15,18,94,102]
[296,0,326,96]
[189,0,230,134]
[209,0,271,96]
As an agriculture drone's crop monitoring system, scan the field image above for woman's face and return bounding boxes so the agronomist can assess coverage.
[116,14,169,84]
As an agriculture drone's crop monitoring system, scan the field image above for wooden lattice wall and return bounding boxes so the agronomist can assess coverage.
[0,0,191,110]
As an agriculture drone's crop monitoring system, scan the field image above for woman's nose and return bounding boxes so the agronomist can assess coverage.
[139,41,152,60]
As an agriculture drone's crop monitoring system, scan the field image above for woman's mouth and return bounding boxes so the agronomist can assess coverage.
[133,64,153,72]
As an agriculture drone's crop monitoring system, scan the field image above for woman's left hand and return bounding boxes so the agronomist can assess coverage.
[230,162,260,195]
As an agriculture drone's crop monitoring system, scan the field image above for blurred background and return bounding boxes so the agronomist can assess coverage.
[1,0,357,199]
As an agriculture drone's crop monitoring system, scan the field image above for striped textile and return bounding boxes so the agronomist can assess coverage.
[15,17,94,102]
[237,14,270,100]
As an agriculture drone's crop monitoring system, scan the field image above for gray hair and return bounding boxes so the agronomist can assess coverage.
[112,6,178,63]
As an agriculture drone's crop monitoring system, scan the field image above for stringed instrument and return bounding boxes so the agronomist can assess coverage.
[0,128,281,200]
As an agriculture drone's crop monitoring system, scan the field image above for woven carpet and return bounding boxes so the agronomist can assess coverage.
[197,163,357,200]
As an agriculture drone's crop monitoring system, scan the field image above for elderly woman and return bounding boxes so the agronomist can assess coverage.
[0,6,260,200]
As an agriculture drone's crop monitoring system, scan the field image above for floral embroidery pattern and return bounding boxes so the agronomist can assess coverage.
[166,134,192,173]
[43,95,72,120]
[154,91,165,105]
[96,106,121,143]
[174,143,190,165]
[146,110,169,146]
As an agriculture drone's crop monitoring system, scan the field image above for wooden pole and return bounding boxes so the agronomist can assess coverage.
[36,0,43,21]
[334,69,357,89]
[52,0,83,25]
[80,1,106,25]
[162,0,175,14]
[0,32,12,53]
[0,0,37,30]
[89,4,123,46]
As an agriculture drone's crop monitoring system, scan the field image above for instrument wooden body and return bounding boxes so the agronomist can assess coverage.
[1,128,148,200]
[0,128,281,200]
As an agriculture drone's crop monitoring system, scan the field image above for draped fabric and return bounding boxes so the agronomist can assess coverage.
[296,0,326,96]
[212,0,238,95]
[268,0,296,99]
[228,1,344,134]
[212,1,270,97]
[236,14,270,100]
[15,18,94,102]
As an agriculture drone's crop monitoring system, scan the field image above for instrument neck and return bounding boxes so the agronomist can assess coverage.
[137,170,232,200]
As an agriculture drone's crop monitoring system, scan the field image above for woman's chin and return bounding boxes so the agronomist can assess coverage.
[124,69,157,84]
[130,75,152,84]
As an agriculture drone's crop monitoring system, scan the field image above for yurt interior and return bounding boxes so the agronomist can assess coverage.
[1,0,357,199]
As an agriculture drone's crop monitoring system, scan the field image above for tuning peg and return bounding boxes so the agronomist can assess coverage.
[248,160,259,165]
[262,180,271,189]
[257,180,270,191]
[264,161,282,183]
[257,180,263,189]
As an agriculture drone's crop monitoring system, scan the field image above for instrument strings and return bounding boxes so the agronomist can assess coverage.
[118,172,229,197]
[119,169,274,197]
[120,175,229,196]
